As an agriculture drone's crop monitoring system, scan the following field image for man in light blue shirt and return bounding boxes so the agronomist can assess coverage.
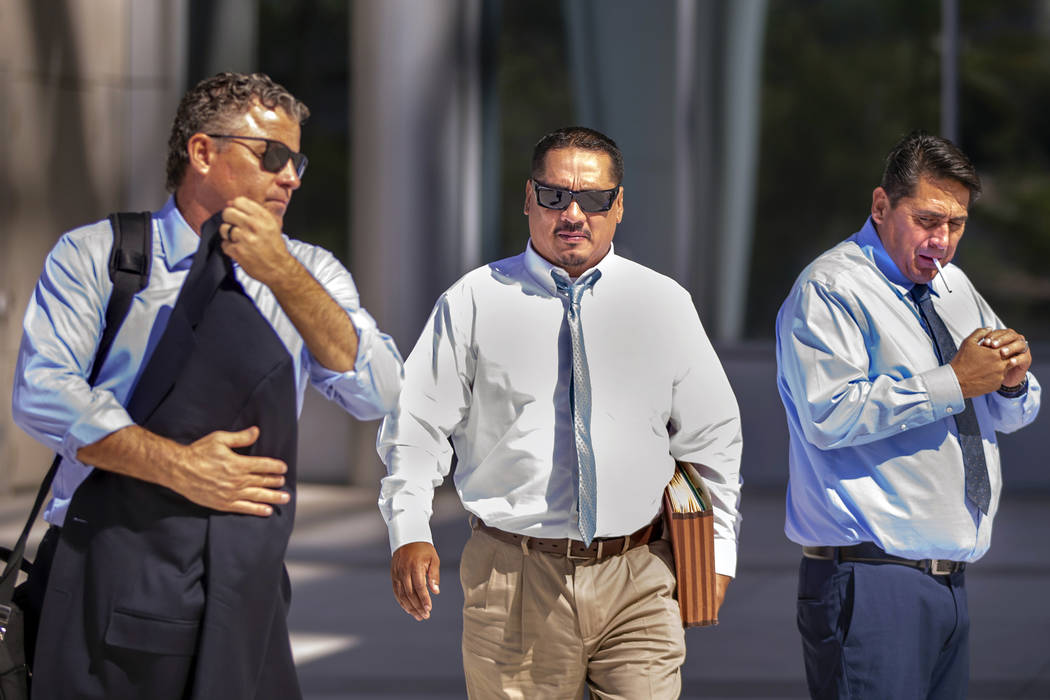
[776,131,1039,699]
[12,72,402,694]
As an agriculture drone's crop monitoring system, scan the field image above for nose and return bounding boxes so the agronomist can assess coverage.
[928,222,949,250]
[561,198,586,222]
[276,159,302,190]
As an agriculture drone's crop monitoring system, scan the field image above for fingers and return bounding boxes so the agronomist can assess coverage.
[964,327,993,346]
[979,329,1029,359]
[173,428,291,516]
[391,543,440,621]
[218,425,261,448]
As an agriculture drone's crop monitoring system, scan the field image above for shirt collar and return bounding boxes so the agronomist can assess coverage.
[156,195,203,270]
[851,216,937,298]
[523,240,616,295]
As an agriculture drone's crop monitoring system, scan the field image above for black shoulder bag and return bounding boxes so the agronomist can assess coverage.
[0,211,152,698]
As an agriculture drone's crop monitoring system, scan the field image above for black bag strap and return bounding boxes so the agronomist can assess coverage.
[0,212,153,598]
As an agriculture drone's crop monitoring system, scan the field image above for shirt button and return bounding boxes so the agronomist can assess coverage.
[946,407,953,414]
[900,424,907,430]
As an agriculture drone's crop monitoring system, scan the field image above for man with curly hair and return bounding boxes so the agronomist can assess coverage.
[13,72,403,698]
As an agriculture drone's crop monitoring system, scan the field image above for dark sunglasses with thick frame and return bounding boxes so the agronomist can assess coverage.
[531,180,621,213]
[206,134,309,179]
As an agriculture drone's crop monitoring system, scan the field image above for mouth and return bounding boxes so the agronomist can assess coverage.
[556,229,590,244]
[917,253,943,269]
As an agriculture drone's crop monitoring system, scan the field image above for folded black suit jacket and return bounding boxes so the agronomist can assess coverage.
[34,221,301,699]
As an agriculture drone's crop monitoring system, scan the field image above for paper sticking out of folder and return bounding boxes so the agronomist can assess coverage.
[666,466,709,514]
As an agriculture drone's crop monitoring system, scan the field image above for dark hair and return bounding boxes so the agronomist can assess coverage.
[531,126,624,185]
[880,130,981,206]
[165,72,310,191]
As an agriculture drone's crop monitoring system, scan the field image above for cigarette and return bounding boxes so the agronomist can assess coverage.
[933,258,952,293]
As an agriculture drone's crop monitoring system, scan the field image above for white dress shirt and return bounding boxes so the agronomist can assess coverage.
[776,219,1040,562]
[378,242,743,576]
[13,196,404,526]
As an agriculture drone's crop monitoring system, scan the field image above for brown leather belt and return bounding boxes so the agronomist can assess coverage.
[803,543,966,576]
[474,518,662,562]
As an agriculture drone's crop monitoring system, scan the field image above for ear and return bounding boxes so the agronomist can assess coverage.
[187,133,215,177]
[871,187,890,223]
[523,179,533,215]
[614,186,624,224]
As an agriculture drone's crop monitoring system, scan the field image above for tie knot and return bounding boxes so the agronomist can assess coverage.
[910,284,930,304]
[551,269,602,303]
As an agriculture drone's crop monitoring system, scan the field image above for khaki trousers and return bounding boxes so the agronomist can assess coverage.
[460,526,686,699]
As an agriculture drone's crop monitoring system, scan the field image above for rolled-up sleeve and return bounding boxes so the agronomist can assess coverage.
[297,247,404,420]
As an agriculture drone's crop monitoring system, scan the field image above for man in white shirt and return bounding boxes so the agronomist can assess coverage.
[378,126,743,698]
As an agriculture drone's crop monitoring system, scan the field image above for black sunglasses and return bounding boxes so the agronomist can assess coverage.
[207,134,309,179]
[532,180,620,213]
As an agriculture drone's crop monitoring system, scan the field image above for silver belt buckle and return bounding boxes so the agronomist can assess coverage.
[929,559,954,575]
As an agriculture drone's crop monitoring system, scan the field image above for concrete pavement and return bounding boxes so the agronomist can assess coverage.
[284,484,1050,699]
[3,484,1048,699]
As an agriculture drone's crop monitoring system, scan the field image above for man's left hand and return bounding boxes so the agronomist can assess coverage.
[980,327,1032,388]
[219,196,296,286]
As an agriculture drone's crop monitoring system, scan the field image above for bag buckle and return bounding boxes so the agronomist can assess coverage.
[0,602,11,641]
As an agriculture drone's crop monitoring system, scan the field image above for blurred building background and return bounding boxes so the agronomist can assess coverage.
[1,0,1047,495]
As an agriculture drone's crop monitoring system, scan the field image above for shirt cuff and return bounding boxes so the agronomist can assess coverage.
[713,537,738,578]
[923,364,965,419]
[387,508,436,554]
[61,401,135,462]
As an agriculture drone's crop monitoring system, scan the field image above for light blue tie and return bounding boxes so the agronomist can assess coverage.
[552,268,602,546]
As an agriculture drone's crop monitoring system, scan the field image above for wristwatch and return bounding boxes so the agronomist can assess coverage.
[997,378,1029,398]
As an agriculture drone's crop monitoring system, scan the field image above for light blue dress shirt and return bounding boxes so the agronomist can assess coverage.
[776,218,1040,562]
[13,196,404,526]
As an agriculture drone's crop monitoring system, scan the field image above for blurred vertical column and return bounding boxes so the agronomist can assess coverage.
[348,0,484,483]
[714,0,767,342]
[563,0,768,342]
[0,0,187,494]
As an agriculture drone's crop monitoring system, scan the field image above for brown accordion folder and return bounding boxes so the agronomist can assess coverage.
[663,461,718,628]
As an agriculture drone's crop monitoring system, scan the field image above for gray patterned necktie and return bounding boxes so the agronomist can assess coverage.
[910,283,991,513]
[553,268,602,545]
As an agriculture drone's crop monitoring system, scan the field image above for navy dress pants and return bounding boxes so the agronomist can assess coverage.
[796,557,969,699]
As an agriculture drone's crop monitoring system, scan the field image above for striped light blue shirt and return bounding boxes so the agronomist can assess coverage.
[13,196,403,526]
[776,218,1040,562]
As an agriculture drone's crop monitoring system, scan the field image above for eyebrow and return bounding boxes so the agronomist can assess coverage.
[911,208,968,224]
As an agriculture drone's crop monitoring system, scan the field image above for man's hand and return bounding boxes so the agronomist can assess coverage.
[168,427,290,516]
[714,573,732,616]
[219,197,297,286]
[978,327,1032,389]
[77,424,290,517]
[217,196,359,373]
[950,328,1013,398]
[391,542,441,621]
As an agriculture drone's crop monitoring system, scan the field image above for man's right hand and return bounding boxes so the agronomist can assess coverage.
[950,327,1012,398]
[77,424,289,517]
[390,541,441,621]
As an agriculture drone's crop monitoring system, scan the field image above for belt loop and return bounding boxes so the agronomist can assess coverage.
[469,514,479,530]
[596,540,605,560]
[621,534,631,555]
[520,535,531,556]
